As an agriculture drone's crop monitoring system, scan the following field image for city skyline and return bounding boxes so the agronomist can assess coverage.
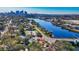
[0,7,79,14]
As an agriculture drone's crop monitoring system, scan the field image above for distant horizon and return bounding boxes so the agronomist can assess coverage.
[0,7,79,15]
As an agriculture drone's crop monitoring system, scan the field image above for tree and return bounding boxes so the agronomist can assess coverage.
[13,44,26,51]
[19,24,25,36]
[28,41,43,51]
[49,40,75,51]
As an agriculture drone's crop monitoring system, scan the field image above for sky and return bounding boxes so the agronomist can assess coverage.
[0,7,79,14]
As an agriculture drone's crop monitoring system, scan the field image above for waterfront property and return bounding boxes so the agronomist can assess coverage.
[0,7,79,51]
[33,19,79,38]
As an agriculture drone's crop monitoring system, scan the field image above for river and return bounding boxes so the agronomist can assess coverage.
[33,19,79,38]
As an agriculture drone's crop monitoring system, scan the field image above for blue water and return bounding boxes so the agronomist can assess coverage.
[33,19,79,38]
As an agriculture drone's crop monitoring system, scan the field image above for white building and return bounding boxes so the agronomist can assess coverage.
[63,20,79,24]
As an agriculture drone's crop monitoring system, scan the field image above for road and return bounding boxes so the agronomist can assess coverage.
[34,26,53,42]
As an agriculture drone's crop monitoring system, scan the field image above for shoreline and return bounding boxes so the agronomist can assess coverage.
[52,22,79,33]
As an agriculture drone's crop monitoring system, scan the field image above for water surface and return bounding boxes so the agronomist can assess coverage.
[33,19,79,38]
